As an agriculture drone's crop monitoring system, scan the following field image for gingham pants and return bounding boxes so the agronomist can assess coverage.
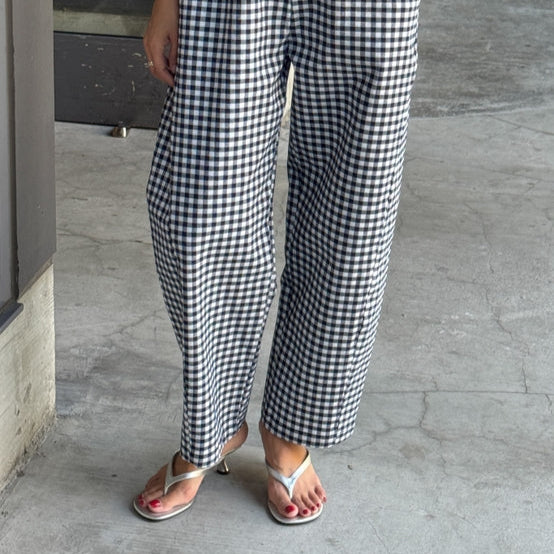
[146,0,420,467]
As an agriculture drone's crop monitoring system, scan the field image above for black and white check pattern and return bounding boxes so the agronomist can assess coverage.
[147,0,420,467]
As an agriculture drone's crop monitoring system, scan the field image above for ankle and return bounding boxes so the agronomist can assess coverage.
[173,453,199,475]
[259,421,307,473]
[227,421,248,452]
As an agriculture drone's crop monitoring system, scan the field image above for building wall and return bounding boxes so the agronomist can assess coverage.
[13,0,56,291]
[0,1,56,491]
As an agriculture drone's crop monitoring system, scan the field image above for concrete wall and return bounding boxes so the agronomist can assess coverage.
[0,268,56,486]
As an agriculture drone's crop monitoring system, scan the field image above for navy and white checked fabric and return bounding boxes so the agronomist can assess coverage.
[146,0,420,467]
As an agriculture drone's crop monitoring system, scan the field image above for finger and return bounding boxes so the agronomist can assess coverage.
[152,64,175,88]
[144,51,174,87]
[168,31,178,75]
[142,34,154,67]
[145,46,175,87]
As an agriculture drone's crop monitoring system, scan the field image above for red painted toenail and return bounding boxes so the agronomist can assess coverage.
[285,505,295,514]
[138,499,145,507]
[148,499,161,508]
[302,509,310,515]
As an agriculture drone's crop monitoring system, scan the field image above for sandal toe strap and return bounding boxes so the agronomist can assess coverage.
[163,452,210,495]
[266,451,312,499]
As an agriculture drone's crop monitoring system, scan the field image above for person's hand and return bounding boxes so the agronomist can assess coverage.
[143,0,179,87]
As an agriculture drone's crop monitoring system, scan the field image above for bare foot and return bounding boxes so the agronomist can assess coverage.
[136,422,248,516]
[259,421,327,520]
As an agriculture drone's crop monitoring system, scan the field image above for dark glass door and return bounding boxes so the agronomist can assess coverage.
[53,0,166,129]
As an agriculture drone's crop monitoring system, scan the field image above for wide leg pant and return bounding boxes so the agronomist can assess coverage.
[146,0,420,467]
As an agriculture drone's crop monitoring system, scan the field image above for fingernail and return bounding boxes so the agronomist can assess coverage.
[302,509,310,515]
[285,505,295,513]
[148,499,161,508]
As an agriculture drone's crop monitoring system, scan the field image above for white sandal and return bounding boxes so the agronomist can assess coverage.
[133,450,235,521]
[265,451,323,524]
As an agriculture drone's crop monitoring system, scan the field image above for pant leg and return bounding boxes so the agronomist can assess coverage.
[262,0,420,447]
[147,0,291,467]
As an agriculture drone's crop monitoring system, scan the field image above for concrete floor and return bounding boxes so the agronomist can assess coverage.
[1,1,554,553]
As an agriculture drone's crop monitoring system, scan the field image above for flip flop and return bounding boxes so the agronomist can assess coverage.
[265,451,323,524]
[133,450,235,521]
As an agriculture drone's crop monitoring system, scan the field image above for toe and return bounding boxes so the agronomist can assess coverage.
[146,492,183,514]
[145,476,202,514]
[314,484,327,502]
[141,489,161,505]
[277,500,299,519]
[146,497,163,512]
[296,494,314,517]
[268,479,299,519]
[308,490,322,509]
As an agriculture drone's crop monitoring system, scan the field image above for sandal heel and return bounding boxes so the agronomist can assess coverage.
[216,456,231,475]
